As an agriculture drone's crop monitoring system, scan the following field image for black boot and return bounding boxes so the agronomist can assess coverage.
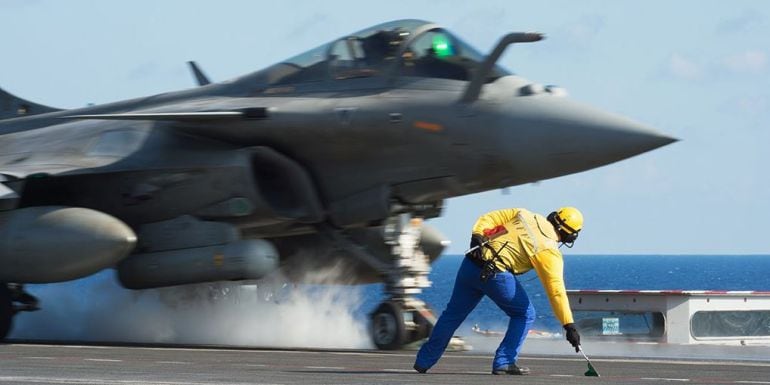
[492,364,530,375]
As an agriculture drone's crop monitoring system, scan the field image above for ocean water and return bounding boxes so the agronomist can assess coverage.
[359,254,770,333]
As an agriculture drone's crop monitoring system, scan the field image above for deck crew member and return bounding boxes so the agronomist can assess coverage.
[414,207,584,375]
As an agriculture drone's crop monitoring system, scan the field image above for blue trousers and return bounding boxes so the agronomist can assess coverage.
[415,257,536,370]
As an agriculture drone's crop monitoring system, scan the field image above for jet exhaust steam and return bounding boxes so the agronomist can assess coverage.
[11,266,373,349]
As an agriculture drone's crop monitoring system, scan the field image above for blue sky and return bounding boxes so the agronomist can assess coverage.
[1,0,768,254]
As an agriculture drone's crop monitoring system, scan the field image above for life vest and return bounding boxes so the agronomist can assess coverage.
[474,208,560,273]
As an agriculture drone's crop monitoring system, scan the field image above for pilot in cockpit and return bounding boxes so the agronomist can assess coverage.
[414,46,468,80]
[360,29,409,68]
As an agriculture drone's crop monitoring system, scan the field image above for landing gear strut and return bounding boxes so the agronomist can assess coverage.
[369,215,437,350]
[0,283,40,340]
[323,213,465,350]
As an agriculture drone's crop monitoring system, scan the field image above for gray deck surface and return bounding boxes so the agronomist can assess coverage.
[1,343,770,385]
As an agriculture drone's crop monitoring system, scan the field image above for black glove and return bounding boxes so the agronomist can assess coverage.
[468,234,487,259]
[564,323,581,352]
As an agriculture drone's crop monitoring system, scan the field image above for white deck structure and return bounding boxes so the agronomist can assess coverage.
[567,290,770,345]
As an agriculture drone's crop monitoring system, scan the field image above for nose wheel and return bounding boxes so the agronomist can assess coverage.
[371,298,436,350]
[372,301,405,350]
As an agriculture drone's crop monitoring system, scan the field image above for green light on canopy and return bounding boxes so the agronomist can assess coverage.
[432,34,454,57]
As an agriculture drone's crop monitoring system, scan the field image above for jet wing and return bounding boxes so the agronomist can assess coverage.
[0,162,105,179]
[0,148,139,212]
[0,97,272,208]
[0,159,115,210]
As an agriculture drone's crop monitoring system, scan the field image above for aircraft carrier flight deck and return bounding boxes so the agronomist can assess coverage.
[1,342,769,385]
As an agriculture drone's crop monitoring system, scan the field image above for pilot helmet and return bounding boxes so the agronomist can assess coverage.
[363,28,409,60]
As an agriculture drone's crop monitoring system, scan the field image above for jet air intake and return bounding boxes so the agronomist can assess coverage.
[0,206,136,283]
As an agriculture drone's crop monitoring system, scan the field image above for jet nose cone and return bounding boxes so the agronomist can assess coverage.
[539,99,677,173]
[633,130,678,153]
[500,97,677,181]
[584,113,678,160]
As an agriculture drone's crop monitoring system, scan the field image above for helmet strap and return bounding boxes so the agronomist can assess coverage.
[548,211,579,247]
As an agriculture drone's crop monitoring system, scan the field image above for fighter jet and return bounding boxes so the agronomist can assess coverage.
[0,19,675,349]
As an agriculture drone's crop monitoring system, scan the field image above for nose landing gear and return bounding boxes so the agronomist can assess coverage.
[369,216,437,350]
[323,213,465,351]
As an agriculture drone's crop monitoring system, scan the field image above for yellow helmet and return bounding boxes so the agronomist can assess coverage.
[547,206,583,246]
[555,207,583,234]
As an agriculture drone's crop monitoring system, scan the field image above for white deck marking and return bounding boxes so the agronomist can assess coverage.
[9,344,114,350]
[0,377,286,385]
[83,358,123,362]
[331,351,417,358]
[526,356,770,367]
[735,381,770,384]
[304,366,345,370]
[641,378,691,382]
[12,344,770,368]
[382,368,413,373]
[550,374,575,377]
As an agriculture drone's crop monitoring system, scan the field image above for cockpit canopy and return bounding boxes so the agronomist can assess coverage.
[256,19,510,86]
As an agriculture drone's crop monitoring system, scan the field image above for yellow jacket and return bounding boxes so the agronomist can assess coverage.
[472,208,574,325]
